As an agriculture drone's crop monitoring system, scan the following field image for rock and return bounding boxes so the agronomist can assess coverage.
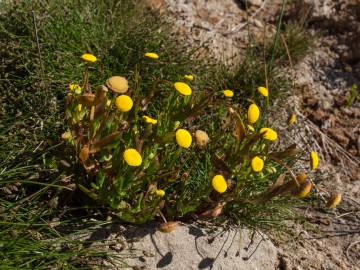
[327,128,350,147]
[322,100,332,111]
[305,97,318,107]
[237,0,264,7]
[253,19,263,28]
[118,223,278,269]
[291,0,315,25]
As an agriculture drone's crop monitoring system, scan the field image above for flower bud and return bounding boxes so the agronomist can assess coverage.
[195,130,210,147]
[327,193,342,208]
[79,145,90,162]
[293,181,312,198]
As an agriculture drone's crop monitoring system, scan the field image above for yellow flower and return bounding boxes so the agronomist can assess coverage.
[259,127,278,141]
[143,115,157,124]
[69,83,82,94]
[327,193,342,208]
[223,90,234,98]
[175,129,192,148]
[288,113,297,126]
[174,82,192,96]
[212,175,227,193]
[77,104,82,112]
[81,53,97,63]
[115,95,133,112]
[293,181,312,198]
[144,52,159,59]
[184,74,194,81]
[257,86,269,97]
[123,148,142,166]
[106,76,129,93]
[251,156,264,172]
[156,189,165,197]
[310,151,319,170]
[247,125,255,132]
[247,103,260,124]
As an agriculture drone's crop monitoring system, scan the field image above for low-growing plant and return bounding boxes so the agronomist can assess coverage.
[268,22,314,66]
[347,83,358,106]
[64,52,327,227]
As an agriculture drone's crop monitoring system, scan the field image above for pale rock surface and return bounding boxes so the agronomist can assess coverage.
[117,223,278,270]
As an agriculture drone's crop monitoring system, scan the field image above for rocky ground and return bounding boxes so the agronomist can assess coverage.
[137,0,360,269]
[277,1,360,269]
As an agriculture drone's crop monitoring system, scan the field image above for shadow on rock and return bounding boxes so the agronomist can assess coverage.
[198,257,215,269]
[156,251,173,268]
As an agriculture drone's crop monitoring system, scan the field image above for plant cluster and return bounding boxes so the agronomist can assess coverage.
[64,52,340,226]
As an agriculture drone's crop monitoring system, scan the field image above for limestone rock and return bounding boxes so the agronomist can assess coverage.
[118,223,278,270]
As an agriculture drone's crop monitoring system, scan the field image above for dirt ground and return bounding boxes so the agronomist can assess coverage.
[144,0,360,269]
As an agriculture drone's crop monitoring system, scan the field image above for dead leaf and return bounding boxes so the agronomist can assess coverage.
[158,221,178,233]
[89,132,120,153]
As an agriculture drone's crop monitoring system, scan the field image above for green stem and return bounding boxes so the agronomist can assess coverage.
[268,0,286,72]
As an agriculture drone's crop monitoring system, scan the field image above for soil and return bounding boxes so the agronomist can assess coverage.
[143,0,360,269]
[278,1,360,269]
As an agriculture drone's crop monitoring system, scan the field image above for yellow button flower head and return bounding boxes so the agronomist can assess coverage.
[327,193,342,208]
[257,86,269,97]
[288,113,297,126]
[123,148,142,167]
[247,103,260,124]
[247,125,255,132]
[310,151,319,170]
[212,175,227,193]
[184,74,194,81]
[115,95,133,112]
[81,53,97,63]
[223,90,234,98]
[144,52,159,59]
[174,82,192,96]
[143,115,157,124]
[69,83,82,94]
[259,127,278,141]
[175,129,192,148]
[293,181,312,198]
[156,189,165,197]
[106,76,129,93]
[251,156,264,172]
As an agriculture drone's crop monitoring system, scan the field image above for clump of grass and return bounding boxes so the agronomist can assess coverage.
[347,83,358,106]
[268,22,314,66]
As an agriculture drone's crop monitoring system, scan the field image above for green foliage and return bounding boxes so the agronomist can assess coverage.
[267,22,314,66]
[66,58,315,226]
[347,83,358,106]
